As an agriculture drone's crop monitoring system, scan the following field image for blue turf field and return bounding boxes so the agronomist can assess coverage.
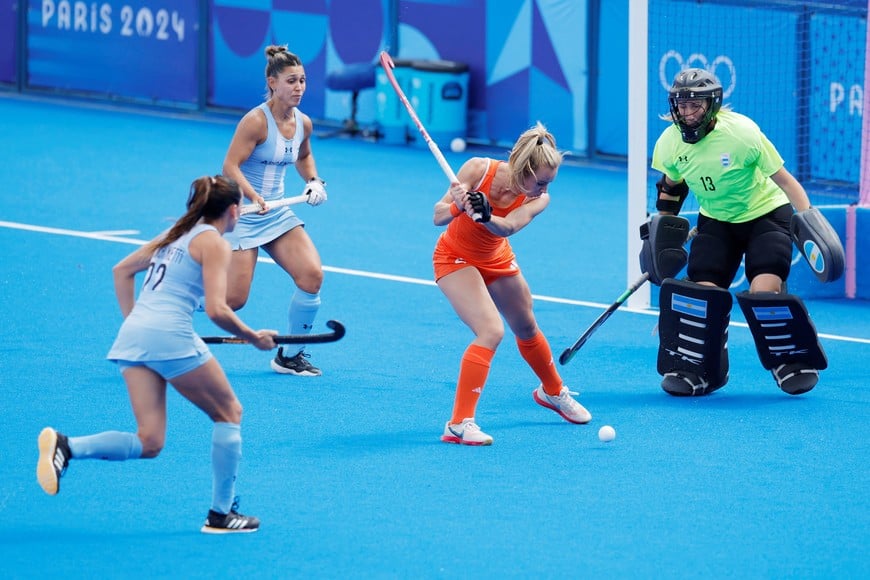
[1,95,868,578]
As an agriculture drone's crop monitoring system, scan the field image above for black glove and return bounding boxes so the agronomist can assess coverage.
[467,191,492,223]
[639,214,690,285]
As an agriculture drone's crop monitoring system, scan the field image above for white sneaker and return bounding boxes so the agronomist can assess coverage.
[533,385,592,424]
[441,418,493,446]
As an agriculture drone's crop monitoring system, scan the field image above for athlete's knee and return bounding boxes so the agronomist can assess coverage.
[476,324,505,349]
[212,399,243,425]
[748,274,784,293]
[510,319,538,340]
[295,269,324,294]
[138,433,165,459]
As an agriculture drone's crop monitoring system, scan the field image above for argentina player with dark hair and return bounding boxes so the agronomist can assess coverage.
[37,175,277,533]
[221,45,330,377]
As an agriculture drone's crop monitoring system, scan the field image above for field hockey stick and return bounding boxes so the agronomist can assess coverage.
[239,194,308,216]
[379,51,481,221]
[558,226,698,365]
[201,319,346,345]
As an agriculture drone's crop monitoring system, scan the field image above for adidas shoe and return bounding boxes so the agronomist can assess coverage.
[37,427,71,496]
[533,385,592,424]
[441,418,493,446]
[270,348,322,376]
[772,363,818,395]
[201,498,260,534]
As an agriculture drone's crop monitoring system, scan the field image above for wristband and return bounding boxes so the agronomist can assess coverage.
[449,203,462,217]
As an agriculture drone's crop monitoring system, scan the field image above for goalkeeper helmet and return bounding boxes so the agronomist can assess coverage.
[668,68,723,144]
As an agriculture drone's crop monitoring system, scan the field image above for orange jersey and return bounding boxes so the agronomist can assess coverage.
[433,159,527,283]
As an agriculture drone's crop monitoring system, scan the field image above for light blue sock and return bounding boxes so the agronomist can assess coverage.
[68,431,143,461]
[211,422,242,514]
[288,289,320,355]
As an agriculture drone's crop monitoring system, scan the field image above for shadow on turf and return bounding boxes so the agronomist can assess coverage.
[587,391,812,410]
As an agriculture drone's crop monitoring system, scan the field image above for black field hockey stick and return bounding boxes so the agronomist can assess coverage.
[201,319,346,345]
[559,227,697,365]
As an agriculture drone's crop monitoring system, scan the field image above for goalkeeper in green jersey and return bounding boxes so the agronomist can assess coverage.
[641,68,842,398]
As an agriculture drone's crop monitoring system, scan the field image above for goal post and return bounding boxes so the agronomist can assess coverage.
[626,0,650,310]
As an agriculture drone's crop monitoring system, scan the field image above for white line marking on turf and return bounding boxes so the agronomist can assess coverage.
[3,219,869,345]
[90,229,141,236]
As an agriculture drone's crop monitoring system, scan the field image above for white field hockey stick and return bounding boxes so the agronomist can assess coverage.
[202,320,346,345]
[239,193,308,215]
[559,227,698,365]
[379,51,481,221]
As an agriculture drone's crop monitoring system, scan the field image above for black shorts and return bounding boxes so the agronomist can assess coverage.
[687,204,793,288]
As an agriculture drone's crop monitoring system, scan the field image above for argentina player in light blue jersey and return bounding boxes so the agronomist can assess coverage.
[37,176,277,534]
[222,45,329,377]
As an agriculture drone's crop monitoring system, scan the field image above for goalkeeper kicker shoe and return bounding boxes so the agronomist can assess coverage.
[201,498,260,534]
[270,348,322,376]
[661,371,727,397]
[37,427,71,496]
[772,363,818,395]
[533,385,592,424]
[441,418,493,446]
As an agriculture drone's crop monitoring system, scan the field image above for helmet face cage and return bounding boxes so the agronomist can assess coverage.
[668,68,723,143]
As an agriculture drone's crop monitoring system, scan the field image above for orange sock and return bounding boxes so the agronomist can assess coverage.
[516,331,562,396]
[450,344,495,424]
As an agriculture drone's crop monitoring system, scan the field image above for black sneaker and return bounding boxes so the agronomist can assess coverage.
[201,499,260,534]
[772,363,818,395]
[270,347,322,376]
[37,427,71,496]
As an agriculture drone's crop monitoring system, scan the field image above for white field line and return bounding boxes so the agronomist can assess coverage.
[3,219,868,345]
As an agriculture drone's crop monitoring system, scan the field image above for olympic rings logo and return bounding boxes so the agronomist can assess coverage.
[659,51,737,99]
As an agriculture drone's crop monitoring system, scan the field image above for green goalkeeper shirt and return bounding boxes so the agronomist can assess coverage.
[651,110,789,223]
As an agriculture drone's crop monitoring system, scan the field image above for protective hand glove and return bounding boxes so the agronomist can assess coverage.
[639,214,690,285]
[467,191,492,223]
[304,177,327,206]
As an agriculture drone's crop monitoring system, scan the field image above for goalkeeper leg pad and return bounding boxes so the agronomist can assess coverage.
[657,279,732,396]
[736,291,827,395]
[790,208,844,283]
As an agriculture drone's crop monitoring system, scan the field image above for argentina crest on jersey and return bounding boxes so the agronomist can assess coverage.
[720,153,731,167]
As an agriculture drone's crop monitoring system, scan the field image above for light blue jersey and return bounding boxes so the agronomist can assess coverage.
[107,224,215,362]
[225,104,306,250]
[240,104,304,201]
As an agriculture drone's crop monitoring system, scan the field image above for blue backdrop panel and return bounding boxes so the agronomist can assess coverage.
[808,12,866,184]
[209,1,328,114]
[322,0,388,125]
[0,0,15,84]
[28,0,199,105]
[648,2,799,173]
[484,0,587,149]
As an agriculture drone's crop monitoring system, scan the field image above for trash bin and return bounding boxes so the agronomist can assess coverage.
[408,59,469,148]
[375,57,414,145]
